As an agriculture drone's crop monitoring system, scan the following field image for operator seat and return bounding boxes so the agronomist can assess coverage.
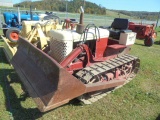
[100,18,132,39]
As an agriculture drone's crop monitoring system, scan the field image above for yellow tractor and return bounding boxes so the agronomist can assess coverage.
[1,18,62,62]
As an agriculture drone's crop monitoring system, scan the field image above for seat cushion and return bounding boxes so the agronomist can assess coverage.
[109,29,121,39]
[99,18,131,39]
[109,29,132,39]
[111,18,129,30]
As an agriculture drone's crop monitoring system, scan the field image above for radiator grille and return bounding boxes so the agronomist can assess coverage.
[50,38,68,63]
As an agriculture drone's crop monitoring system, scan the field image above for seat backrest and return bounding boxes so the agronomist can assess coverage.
[111,18,129,30]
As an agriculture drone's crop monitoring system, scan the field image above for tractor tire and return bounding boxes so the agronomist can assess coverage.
[6,28,20,42]
[3,29,7,37]
[144,37,154,47]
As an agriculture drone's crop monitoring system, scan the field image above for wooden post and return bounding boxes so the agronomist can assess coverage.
[156,11,160,28]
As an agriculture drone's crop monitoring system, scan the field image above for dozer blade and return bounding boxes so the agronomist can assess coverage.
[11,37,86,112]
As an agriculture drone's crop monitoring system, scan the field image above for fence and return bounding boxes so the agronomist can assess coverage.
[0,8,159,28]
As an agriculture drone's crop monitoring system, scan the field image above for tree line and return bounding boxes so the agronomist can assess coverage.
[14,0,106,15]
[110,9,159,21]
[14,0,159,20]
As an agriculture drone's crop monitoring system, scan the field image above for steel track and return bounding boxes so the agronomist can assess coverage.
[75,54,140,104]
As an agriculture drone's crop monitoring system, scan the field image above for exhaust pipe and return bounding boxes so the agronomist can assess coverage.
[76,6,85,34]
[17,6,21,25]
[79,6,84,25]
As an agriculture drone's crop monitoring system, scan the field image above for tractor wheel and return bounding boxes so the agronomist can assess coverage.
[6,28,20,42]
[3,29,7,37]
[144,37,154,47]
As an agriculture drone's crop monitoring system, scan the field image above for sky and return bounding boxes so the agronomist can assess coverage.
[13,0,160,12]
[87,0,160,12]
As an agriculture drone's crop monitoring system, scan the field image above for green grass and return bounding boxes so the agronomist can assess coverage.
[106,9,133,19]
[0,28,160,120]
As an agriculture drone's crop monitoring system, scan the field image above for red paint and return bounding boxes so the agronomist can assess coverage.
[106,73,114,81]
[10,32,19,41]
[107,44,126,49]
[81,44,94,65]
[64,19,77,30]
[129,22,156,39]
[95,37,108,59]
[64,19,70,29]
[60,47,83,68]
[66,61,84,71]
[60,36,129,72]
[115,69,121,79]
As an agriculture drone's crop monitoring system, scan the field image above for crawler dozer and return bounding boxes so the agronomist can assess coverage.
[11,7,140,112]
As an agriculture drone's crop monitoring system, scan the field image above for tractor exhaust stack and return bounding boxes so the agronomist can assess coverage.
[76,6,85,34]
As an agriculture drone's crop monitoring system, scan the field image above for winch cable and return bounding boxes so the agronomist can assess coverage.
[0,45,14,120]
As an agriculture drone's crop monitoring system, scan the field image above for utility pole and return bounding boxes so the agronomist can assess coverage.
[156,11,160,28]
[83,0,85,11]
[44,0,46,11]
[65,0,68,18]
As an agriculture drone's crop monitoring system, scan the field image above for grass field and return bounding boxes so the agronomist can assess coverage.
[0,28,160,120]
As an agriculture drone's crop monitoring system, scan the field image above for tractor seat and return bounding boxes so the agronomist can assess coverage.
[100,18,132,39]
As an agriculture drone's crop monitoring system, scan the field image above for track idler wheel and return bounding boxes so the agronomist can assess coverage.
[6,28,20,42]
